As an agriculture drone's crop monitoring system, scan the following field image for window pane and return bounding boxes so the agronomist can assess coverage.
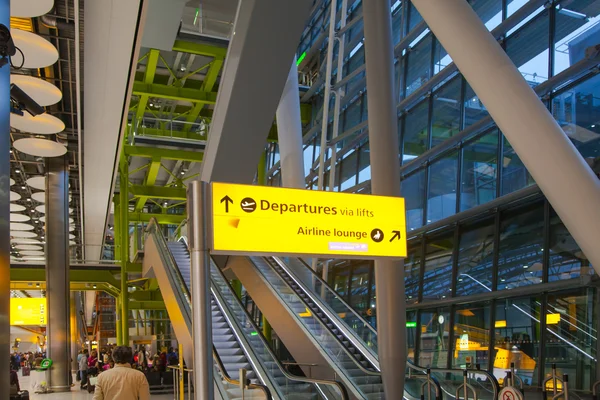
[505,8,550,85]
[339,150,358,191]
[342,94,364,132]
[331,268,350,298]
[408,2,423,32]
[402,169,425,231]
[502,134,535,196]
[427,151,458,223]
[553,3,599,76]
[406,34,433,96]
[432,77,462,148]
[453,302,491,369]
[419,307,451,368]
[407,310,417,362]
[349,264,370,310]
[464,81,490,127]
[469,0,503,30]
[548,208,594,282]
[461,131,498,211]
[433,37,452,75]
[456,218,495,296]
[422,231,454,301]
[494,297,541,388]
[405,242,421,304]
[497,203,545,290]
[545,289,597,391]
[357,143,371,184]
[552,75,600,161]
[403,100,429,160]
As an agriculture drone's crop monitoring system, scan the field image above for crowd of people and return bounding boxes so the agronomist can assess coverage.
[8,345,180,399]
[78,345,179,391]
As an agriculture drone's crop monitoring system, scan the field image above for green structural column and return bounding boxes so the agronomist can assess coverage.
[256,150,272,342]
[119,156,130,346]
[115,296,122,345]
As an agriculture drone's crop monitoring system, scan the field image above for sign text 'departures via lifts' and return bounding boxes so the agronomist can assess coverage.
[211,182,407,259]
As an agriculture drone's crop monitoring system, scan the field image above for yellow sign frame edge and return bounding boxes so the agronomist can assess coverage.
[208,181,406,260]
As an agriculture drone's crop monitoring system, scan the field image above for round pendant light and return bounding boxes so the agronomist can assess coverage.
[21,256,45,261]
[32,192,45,203]
[35,205,45,213]
[11,75,62,106]
[20,250,44,256]
[69,225,75,232]
[11,238,41,244]
[10,204,26,212]
[26,176,46,190]
[11,114,65,135]
[69,233,75,240]
[10,231,37,238]
[10,213,30,222]
[10,0,53,18]
[11,222,34,231]
[10,191,21,201]
[10,178,14,186]
[39,216,74,224]
[69,240,76,246]
[11,29,59,69]
[15,245,43,251]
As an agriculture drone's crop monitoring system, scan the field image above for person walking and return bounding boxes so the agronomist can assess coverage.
[79,349,89,389]
[92,346,150,400]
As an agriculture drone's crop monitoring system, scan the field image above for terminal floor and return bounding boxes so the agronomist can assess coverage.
[18,370,174,399]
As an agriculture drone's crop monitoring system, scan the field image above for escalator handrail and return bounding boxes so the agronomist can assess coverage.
[210,258,351,400]
[294,258,500,398]
[146,219,274,400]
[272,256,380,369]
[294,257,378,337]
[212,344,273,400]
[250,256,381,380]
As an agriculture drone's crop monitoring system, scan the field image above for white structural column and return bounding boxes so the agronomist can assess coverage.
[276,56,306,189]
[411,0,600,273]
[362,1,406,398]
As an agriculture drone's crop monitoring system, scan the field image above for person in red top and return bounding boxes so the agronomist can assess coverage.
[159,351,167,372]
[88,350,99,375]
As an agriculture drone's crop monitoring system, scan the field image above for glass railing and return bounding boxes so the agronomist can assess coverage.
[249,256,383,399]
[145,219,271,400]
[209,259,349,400]
[275,256,379,363]
[273,256,499,400]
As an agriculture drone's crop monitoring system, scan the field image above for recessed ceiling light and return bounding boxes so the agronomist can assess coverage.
[15,169,20,173]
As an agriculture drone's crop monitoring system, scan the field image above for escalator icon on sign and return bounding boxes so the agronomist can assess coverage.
[240,197,257,213]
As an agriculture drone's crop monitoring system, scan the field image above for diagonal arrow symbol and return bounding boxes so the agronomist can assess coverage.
[389,230,401,242]
[220,195,233,213]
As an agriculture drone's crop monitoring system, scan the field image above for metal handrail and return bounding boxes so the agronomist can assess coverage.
[212,345,273,399]
[294,257,378,337]
[148,219,271,399]
[289,257,500,400]
[249,256,382,382]
[210,259,351,400]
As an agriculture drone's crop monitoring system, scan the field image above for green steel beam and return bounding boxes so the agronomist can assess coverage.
[10,269,120,288]
[129,301,166,310]
[183,57,224,132]
[135,156,161,212]
[124,145,204,162]
[128,212,186,225]
[132,82,217,105]
[172,40,227,58]
[130,290,163,302]
[135,49,160,125]
[133,126,207,141]
[129,185,187,200]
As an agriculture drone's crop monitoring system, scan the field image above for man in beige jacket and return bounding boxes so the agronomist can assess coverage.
[93,346,150,400]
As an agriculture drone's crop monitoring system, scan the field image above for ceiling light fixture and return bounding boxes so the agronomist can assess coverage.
[15,169,20,173]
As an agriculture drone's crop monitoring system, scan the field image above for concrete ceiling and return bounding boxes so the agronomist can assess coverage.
[83,0,145,261]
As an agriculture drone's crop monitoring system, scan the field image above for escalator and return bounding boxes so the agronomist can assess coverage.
[143,219,349,399]
[228,255,500,400]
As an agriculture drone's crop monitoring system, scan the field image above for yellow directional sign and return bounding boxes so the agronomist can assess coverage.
[211,182,407,259]
[10,298,47,326]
